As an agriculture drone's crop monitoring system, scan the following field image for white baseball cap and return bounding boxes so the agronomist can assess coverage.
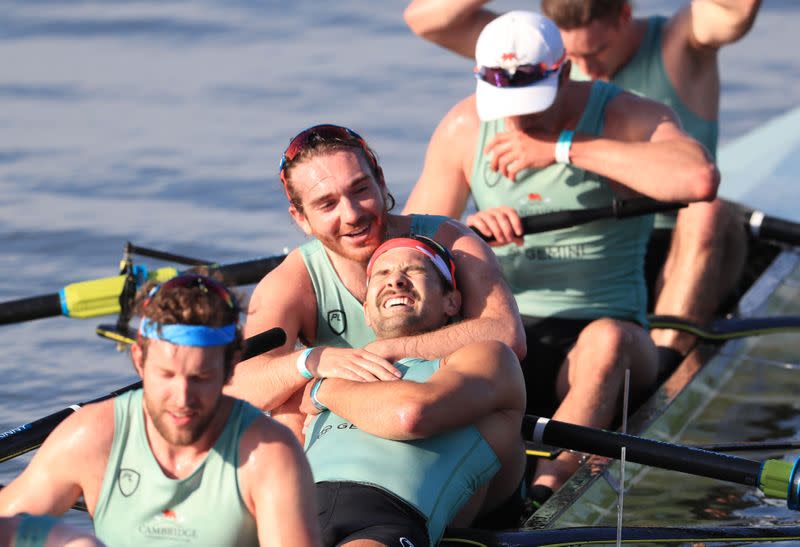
[475,11,566,121]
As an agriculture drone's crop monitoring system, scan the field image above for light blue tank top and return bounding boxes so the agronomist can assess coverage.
[299,214,450,347]
[572,16,719,229]
[304,358,500,544]
[470,81,651,325]
[93,390,262,546]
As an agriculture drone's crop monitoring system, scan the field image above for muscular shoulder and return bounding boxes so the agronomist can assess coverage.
[246,248,315,336]
[603,90,681,140]
[46,398,115,469]
[237,415,307,488]
[438,95,481,140]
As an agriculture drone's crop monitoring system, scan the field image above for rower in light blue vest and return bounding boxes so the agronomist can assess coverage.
[225,123,525,441]
[0,274,320,547]
[539,0,759,362]
[302,236,527,547]
[405,0,757,367]
[402,10,718,500]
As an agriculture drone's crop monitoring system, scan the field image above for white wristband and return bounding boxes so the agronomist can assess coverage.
[296,347,315,380]
[555,130,574,164]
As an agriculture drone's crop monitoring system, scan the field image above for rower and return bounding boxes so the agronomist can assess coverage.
[0,274,320,547]
[403,0,762,373]
[224,124,525,440]
[402,11,719,500]
[0,514,103,547]
[301,236,527,546]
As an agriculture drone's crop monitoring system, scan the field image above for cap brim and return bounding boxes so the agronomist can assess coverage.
[475,73,559,121]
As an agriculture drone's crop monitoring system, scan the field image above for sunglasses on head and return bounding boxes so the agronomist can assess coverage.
[475,51,566,88]
[278,124,375,188]
[144,274,238,315]
[413,235,456,280]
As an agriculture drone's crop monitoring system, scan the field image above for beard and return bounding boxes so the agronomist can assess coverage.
[313,211,388,264]
[372,314,430,339]
[144,392,221,446]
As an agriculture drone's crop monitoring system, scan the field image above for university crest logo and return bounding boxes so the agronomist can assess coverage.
[327,309,347,335]
[118,468,140,497]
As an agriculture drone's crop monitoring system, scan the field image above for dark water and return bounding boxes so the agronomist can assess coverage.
[1,0,799,534]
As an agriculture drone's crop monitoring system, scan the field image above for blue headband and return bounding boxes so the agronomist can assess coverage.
[139,318,237,347]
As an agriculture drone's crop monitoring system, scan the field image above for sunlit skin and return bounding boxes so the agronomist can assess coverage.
[559,16,639,81]
[131,340,232,475]
[364,247,460,339]
[289,149,389,265]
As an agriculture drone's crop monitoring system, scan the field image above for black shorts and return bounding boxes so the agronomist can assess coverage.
[316,481,430,547]
[644,228,673,312]
[470,478,526,530]
[520,316,591,417]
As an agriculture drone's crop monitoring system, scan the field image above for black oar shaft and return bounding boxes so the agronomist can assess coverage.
[476,198,685,242]
[126,243,210,267]
[530,416,763,487]
[0,294,62,325]
[0,382,141,464]
[206,255,286,287]
[746,209,800,246]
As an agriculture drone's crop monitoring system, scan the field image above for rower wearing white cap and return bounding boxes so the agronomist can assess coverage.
[403,11,719,499]
[0,274,320,547]
[404,0,762,388]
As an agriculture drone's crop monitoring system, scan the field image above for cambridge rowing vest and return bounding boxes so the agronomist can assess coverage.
[304,358,500,544]
[93,389,261,546]
[470,81,651,325]
[572,16,719,229]
[299,214,449,347]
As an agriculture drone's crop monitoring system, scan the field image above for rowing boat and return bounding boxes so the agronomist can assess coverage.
[2,107,800,546]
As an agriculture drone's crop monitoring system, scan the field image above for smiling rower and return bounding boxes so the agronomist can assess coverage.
[300,236,527,547]
[224,124,524,441]
[0,274,320,547]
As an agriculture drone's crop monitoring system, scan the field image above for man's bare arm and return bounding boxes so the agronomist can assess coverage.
[224,251,319,410]
[241,419,321,547]
[0,402,113,517]
[685,0,761,49]
[404,0,496,59]
[306,341,524,440]
[573,92,720,202]
[403,97,478,217]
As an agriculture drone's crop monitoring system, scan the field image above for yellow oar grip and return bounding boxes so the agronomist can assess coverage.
[60,267,179,319]
[759,459,793,499]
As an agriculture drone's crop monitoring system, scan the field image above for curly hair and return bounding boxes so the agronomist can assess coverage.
[133,271,244,380]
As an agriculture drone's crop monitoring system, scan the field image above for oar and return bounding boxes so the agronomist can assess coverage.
[0,327,286,464]
[0,254,286,326]
[474,197,685,242]
[526,415,800,511]
[648,314,800,341]
[0,382,140,464]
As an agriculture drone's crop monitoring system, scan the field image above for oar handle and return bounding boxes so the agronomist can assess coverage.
[527,415,762,487]
[476,198,685,242]
[745,209,800,246]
